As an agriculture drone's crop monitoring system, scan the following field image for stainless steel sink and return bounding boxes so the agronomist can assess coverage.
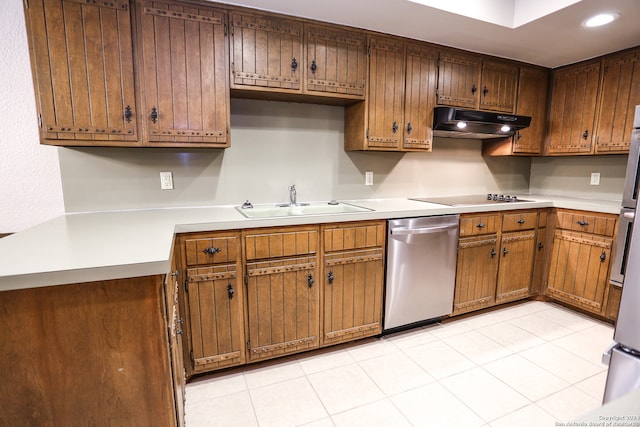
[236,201,373,218]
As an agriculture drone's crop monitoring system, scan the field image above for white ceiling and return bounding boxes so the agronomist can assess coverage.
[215,0,640,68]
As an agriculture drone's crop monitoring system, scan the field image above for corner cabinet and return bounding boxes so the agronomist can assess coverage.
[25,0,138,145]
[243,226,320,362]
[140,1,230,147]
[345,36,437,152]
[546,210,617,316]
[546,61,601,155]
[321,221,385,346]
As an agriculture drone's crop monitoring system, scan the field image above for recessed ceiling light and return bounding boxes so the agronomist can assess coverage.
[582,12,620,28]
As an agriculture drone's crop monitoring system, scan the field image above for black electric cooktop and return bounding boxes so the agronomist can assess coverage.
[409,194,532,206]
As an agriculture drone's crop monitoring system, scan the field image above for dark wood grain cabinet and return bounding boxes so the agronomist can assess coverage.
[345,36,436,151]
[546,61,602,154]
[595,47,640,154]
[436,50,482,109]
[479,60,519,113]
[25,0,138,145]
[140,1,230,146]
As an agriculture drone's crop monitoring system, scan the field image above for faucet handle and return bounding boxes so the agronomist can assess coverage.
[288,185,295,191]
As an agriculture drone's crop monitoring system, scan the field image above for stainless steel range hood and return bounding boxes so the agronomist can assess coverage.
[432,107,531,139]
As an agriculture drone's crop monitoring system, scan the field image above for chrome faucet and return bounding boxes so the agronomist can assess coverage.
[288,185,297,205]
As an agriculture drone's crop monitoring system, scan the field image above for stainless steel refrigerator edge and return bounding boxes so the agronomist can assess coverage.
[603,105,640,403]
[384,215,459,332]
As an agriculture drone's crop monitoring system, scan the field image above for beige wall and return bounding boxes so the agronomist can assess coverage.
[529,155,627,201]
[59,99,532,212]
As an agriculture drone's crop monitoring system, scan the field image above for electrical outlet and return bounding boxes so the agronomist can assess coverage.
[590,172,600,186]
[365,171,374,186]
[160,171,174,190]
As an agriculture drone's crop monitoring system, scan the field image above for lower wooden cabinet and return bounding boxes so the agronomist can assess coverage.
[454,233,499,314]
[546,209,617,316]
[495,230,536,304]
[321,221,386,346]
[605,284,622,321]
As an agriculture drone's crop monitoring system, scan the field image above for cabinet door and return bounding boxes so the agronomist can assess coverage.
[437,50,481,109]
[305,24,366,99]
[185,265,245,372]
[453,235,499,315]
[403,43,437,151]
[367,36,406,150]
[547,230,613,314]
[495,230,535,304]
[246,257,319,362]
[26,0,137,144]
[322,249,384,346]
[547,61,601,154]
[480,60,518,113]
[167,261,185,424]
[513,66,549,154]
[230,12,302,92]
[595,48,640,154]
[141,2,229,146]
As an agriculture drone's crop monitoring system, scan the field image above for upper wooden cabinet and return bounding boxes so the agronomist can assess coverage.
[229,11,303,93]
[140,1,229,147]
[594,47,640,154]
[546,60,602,155]
[345,36,436,151]
[25,0,138,146]
[304,24,366,99]
[437,50,482,109]
[480,60,519,113]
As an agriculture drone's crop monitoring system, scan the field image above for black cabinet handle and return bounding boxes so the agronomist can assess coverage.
[517,219,525,224]
[328,271,334,284]
[227,283,235,299]
[471,84,477,95]
[516,131,522,140]
[600,251,607,263]
[150,107,158,124]
[407,122,413,134]
[310,59,317,74]
[203,247,222,255]
[477,223,486,229]
[538,242,544,251]
[291,58,298,71]
[308,274,314,288]
[491,248,496,258]
[577,220,590,226]
[583,130,589,140]
[124,105,132,123]
[392,121,398,133]
[503,247,508,256]
[483,86,488,96]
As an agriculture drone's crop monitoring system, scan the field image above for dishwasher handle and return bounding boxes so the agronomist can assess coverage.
[390,224,458,236]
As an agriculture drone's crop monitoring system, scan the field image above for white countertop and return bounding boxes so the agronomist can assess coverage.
[0,195,622,292]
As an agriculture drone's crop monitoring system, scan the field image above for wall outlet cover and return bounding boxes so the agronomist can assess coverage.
[160,171,174,190]
[590,172,600,186]
[365,171,374,186]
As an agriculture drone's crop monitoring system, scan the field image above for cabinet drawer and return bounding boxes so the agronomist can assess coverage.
[502,211,538,232]
[459,213,501,236]
[555,210,617,236]
[184,233,239,266]
[323,221,386,252]
[244,226,318,261]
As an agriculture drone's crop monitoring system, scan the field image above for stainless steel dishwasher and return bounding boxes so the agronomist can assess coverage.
[384,215,460,332]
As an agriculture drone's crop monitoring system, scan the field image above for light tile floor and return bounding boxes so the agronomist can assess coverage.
[184,301,614,427]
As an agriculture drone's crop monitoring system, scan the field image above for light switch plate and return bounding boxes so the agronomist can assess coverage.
[590,172,600,186]
[365,171,373,186]
[160,171,174,190]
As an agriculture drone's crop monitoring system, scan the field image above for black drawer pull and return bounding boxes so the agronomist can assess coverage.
[517,219,525,224]
[577,220,590,226]
[203,247,222,255]
[477,223,485,229]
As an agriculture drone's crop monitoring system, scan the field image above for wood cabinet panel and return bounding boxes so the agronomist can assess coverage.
[323,222,385,252]
[605,284,622,321]
[514,66,550,154]
[480,60,518,113]
[184,234,239,266]
[304,24,366,98]
[244,227,318,260]
[547,229,612,313]
[547,61,601,154]
[459,213,501,236]
[366,36,406,150]
[322,248,384,345]
[403,43,437,151]
[185,265,245,372]
[246,256,319,361]
[167,262,186,426]
[437,50,481,109]
[595,48,640,154]
[495,230,536,303]
[230,12,303,92]
[26,0,137,145]
[141,2,229,146]
[453,234,499,314]
[555,210,617,236]
[502,211,538,232]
